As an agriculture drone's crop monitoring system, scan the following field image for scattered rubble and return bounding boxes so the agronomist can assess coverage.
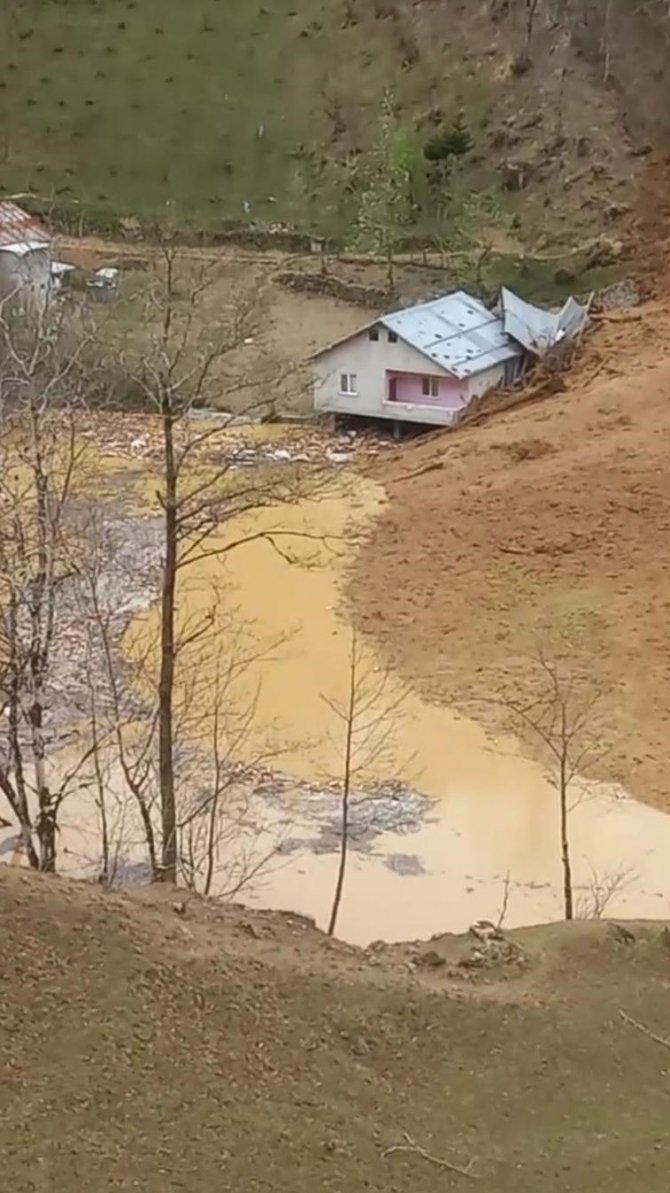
[593,278,641,311]
[77,412,396,468]
[392,920,528,979]
[384,852,427,876]
[3,496,163,752]
[457,921,525,971]
[262,775,432,858]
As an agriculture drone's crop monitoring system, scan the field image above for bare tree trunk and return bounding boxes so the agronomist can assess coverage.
[327,648,356,937]
[526,0,540,49]
[87,565,160,880]
[327,767,351,937]
[559,759,573,920]
[28,397,58,872]
[601,0,613,83]
[386,243,395,290]
[158,395,178,882]
[35,799,57,873]
[88,688,110,884]
[4,592,39,868]
[95,772,111,885]
[203,775,219,897]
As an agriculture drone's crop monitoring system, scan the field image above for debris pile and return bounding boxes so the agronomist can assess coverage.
[260,773,430,858]
[457,921,525,971]
[77,412,397,468]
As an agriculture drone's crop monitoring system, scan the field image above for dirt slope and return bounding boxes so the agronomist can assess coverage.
[349,297,670,809]
[1,869,670,1192]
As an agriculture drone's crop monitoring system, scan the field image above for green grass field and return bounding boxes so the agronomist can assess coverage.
[0,0,495,234]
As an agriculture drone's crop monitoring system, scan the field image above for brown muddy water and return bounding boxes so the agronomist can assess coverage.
[2,462,670,943]
[130,472,670,941]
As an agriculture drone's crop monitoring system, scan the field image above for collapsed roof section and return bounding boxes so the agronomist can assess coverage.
[311,286,589,374]
[499,287,589,358]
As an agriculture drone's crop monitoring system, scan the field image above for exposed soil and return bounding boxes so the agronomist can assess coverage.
[349,295,670,810]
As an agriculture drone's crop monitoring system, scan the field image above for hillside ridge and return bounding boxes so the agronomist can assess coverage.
[2,869,670,1192]
[1,0,668,253]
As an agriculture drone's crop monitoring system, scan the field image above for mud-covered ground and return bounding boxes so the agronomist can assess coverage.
[348,297,670,811]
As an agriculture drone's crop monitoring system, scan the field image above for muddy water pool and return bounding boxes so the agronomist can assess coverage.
[129,472,670,943]
[2,456,669,944]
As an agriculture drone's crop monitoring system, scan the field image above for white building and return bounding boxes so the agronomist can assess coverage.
[312,290,523,429]
[312,287,589,429]
[0,202,52,316]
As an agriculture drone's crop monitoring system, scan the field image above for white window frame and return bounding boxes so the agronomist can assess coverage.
[421,375,439,398]
[339,372,358,396]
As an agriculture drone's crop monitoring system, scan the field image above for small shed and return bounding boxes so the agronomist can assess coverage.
[0,202,52,315]
[312,291,523,429]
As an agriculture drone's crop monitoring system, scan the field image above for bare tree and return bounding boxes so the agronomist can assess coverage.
[0,301,102,870]
[495,870,512,929]
[576,861,637,920]
[70,509,162,881]
[110,243,328,883]
[74,500,297,894]
[322,632,409,937]
[170,615,293,896]
[490,647,609,920]
[0,248,325,888]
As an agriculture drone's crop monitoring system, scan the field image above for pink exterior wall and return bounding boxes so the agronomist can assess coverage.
[386,370,467,410]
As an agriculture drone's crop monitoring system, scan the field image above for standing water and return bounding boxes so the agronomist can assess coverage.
[3,468,669,943]
[132,473,670,943]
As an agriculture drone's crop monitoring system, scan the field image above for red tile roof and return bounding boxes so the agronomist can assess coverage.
[0,202,50,249]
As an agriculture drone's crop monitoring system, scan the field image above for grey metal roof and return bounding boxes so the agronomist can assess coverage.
[0,202,50,251]
[380,290,521,380]
[499,287,588,357]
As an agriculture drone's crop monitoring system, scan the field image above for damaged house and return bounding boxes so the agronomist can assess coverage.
[0,202,52,316]
[312,287,588,429]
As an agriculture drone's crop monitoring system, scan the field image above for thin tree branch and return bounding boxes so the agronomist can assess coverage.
[381,1132,478,1179]
[619,1009,670,1050]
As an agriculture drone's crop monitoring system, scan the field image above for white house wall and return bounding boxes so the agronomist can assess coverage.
[465,362,507,398]
[313,326,451,417]
[0,246,51,315]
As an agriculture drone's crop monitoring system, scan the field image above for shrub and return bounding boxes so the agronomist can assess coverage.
[424,113,473,162]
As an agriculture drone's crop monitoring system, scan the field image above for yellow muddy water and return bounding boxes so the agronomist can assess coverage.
[127,472,670,943]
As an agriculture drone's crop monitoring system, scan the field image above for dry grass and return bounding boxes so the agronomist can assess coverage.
[1,868,669,1192]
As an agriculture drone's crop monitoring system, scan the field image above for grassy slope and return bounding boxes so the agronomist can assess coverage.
[0,0,642,246]
[0,0,482,227]
[1,869,670,1192]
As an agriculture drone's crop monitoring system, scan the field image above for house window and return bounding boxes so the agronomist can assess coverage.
[369,327,379,341]
[421,376,439,398]
[339,373,358,396]
[388,330,398,343]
